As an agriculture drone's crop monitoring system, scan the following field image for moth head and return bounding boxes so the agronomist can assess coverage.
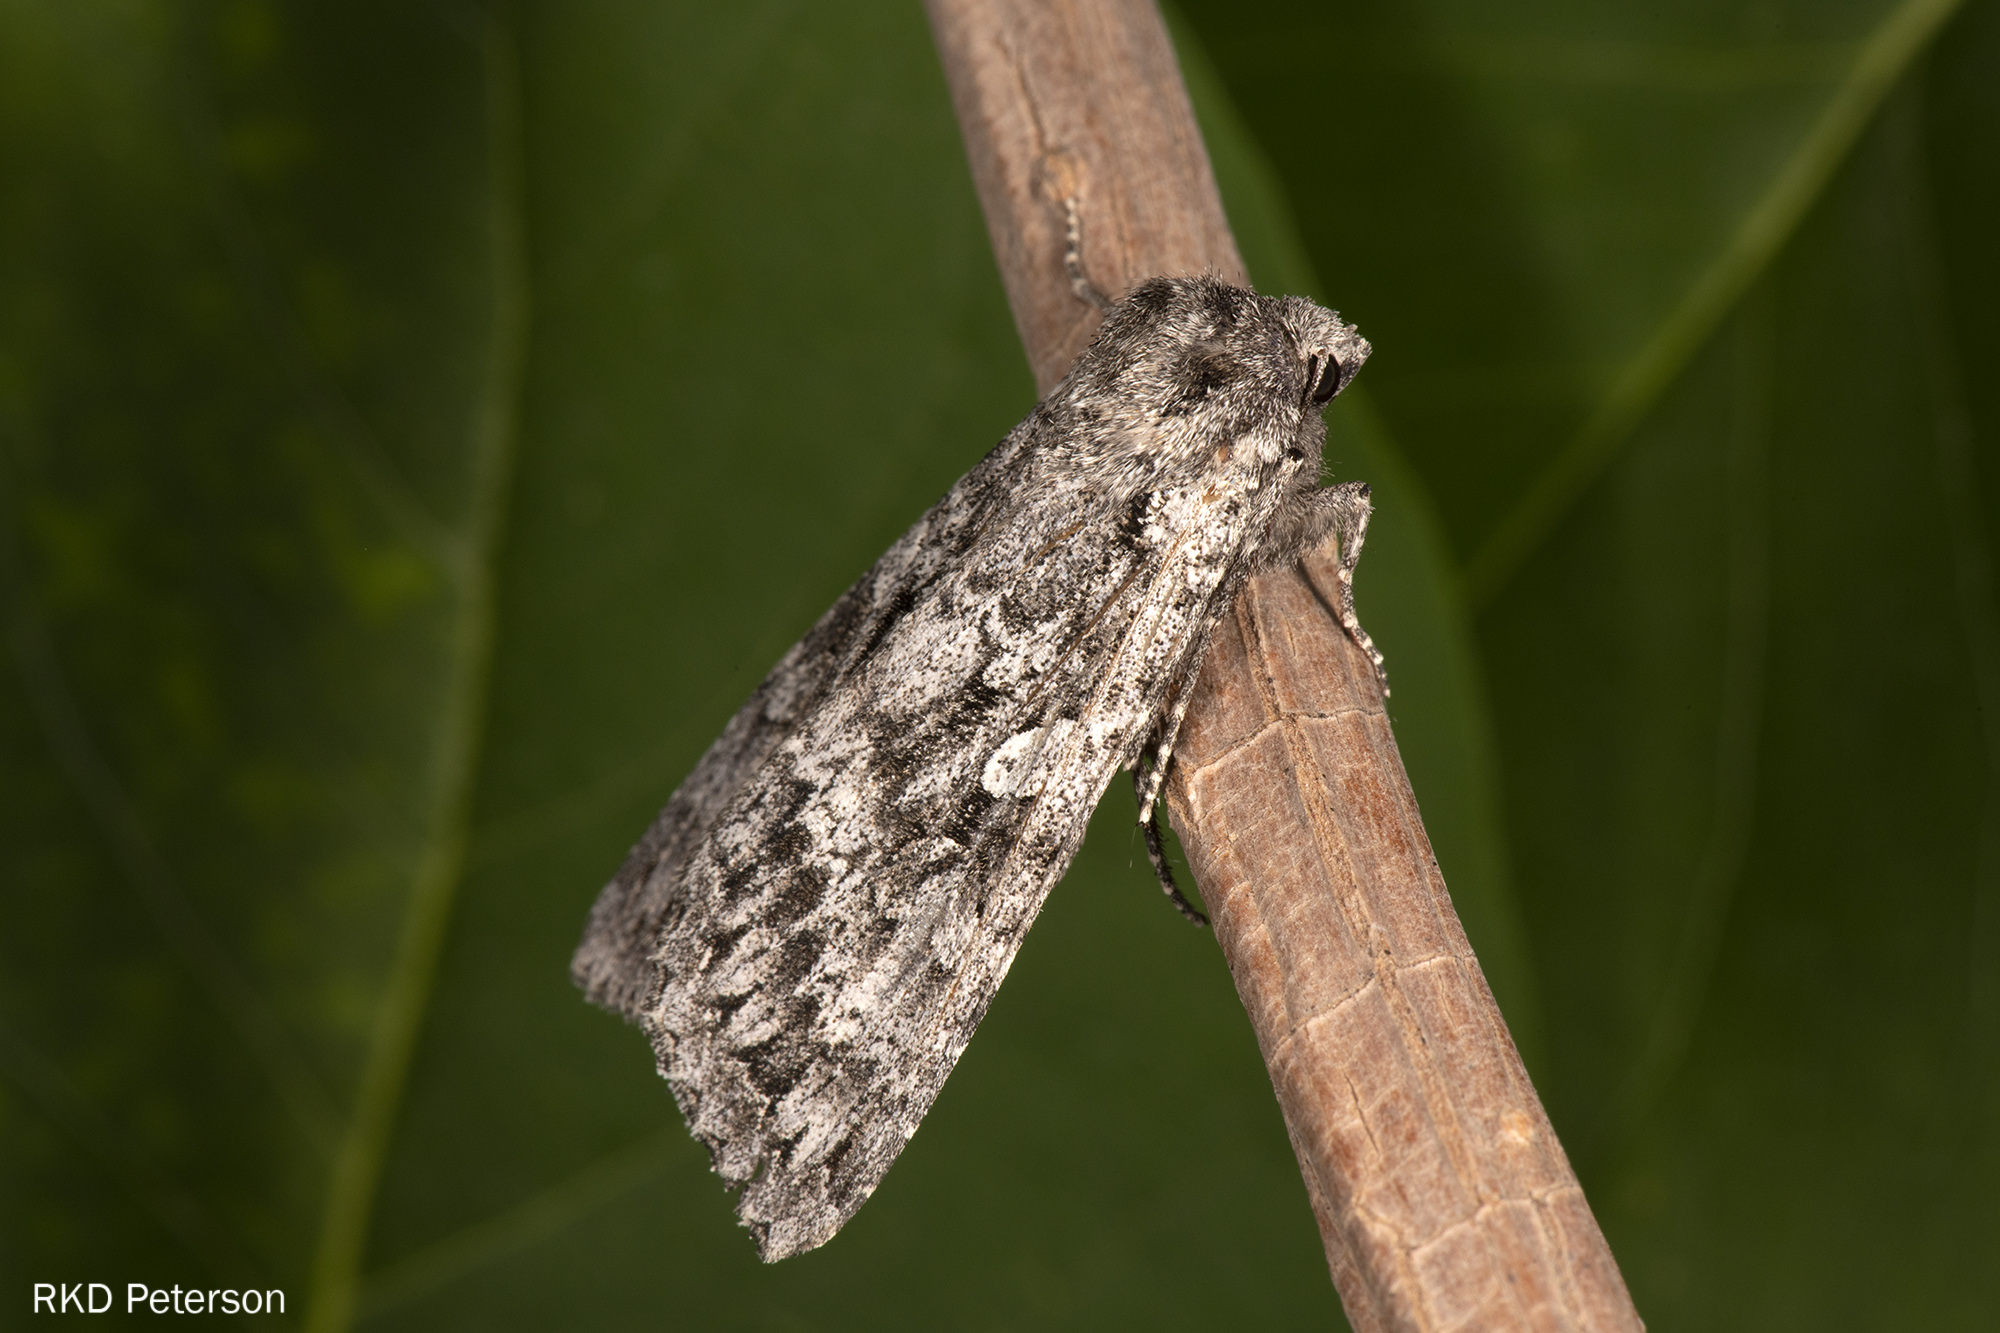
[1053,277,1371,486]
[1273,295,1371,412]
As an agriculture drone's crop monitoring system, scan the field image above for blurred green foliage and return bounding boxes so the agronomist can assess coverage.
[1,0,1994,1328]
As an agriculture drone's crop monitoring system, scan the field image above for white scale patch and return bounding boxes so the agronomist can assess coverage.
[980,720,1076,797]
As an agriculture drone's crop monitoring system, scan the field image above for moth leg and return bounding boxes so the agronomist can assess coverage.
[1133,759,1208,926]
[1063,196,1113,313]
[1133,637,1209,826]
[1315,480,1389,697]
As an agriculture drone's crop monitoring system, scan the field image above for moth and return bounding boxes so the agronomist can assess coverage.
[574,273,1378,1260]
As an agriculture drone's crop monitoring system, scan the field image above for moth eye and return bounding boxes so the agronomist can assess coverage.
[1311,355,1345,406]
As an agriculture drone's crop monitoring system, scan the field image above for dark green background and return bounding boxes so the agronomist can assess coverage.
[2,0,1994,1327]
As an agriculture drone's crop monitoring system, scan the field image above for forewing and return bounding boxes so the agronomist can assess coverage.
[647,449,1273,1260]
[572,431,1029,1018]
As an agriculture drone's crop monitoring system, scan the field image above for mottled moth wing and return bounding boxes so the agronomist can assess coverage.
[575,277,1371,1262]
[571,455,993,1019]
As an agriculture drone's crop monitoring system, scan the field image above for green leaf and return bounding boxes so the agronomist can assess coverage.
[1,2,1376,1329]
[7,0,1996,1329]
[1181,0,2000,1324]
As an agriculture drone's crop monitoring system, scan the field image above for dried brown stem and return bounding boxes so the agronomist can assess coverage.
[925,2,1643,1329]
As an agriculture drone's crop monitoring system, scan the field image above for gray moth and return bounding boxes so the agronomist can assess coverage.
[573,274,1378,1261]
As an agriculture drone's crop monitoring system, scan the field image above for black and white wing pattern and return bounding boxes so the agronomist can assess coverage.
[574,276,1373,1260]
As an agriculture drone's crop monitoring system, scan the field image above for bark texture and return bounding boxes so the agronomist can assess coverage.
[926,0,1245,392]
[925,1,1644,1329]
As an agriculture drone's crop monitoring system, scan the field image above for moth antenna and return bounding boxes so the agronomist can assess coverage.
[1063,196,1113,313]
[1134,760,1208,926]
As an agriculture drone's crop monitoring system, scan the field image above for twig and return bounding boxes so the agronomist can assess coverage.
[924,3,1643,1328]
